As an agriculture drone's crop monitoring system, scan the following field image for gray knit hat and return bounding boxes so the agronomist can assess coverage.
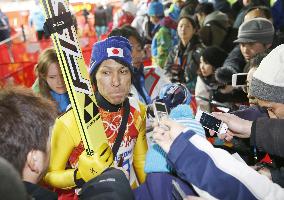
[234,18,274,44]
[250,44,284,103]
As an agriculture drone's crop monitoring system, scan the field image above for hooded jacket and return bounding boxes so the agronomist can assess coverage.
[200,11,229,48]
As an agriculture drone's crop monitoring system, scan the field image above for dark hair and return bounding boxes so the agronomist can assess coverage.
[0,86,57,175]
[195,2,214,15]
[178,15,197,29]
[197,46,228,77]
[108,25,144,47]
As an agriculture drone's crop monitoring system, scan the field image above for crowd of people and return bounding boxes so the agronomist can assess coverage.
[1,0,284,199]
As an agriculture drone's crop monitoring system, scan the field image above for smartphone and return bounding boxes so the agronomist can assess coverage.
[195,111,228,134]
[232,73,248,87]
[153,101,168,122]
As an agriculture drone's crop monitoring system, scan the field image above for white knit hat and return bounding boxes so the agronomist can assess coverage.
[250,44,284,103]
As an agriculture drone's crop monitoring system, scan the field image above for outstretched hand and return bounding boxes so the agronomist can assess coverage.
[152,118,186,153]
[209,112,253,141]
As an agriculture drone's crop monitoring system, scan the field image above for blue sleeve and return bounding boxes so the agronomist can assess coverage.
[167,130,264,200]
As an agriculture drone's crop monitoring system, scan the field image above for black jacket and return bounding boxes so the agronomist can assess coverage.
[24,181,57,200]
[94,6,107,27]
[251,118,284,158]
[215,45,246,84]
[251,118,284,187]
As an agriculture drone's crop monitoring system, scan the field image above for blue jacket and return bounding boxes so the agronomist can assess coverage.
[166,130,284,199]
[132,65,151,104]
[271,0,284,31]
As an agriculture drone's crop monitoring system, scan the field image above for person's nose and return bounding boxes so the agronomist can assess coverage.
[57,75,65,86]
[111,73,120,87]
[243,45,250,54]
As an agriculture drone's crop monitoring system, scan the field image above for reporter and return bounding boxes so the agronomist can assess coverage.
[153,118,284,199]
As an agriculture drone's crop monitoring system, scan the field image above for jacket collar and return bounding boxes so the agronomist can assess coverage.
[95,91,126,112]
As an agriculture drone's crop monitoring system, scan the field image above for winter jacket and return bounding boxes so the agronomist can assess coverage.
[180,0,199,16]
[44,93,147,195]
[233,0,271,29]
[232,107,284,187]
[216,45,246,84]
[201,11,229,47]
[151,26,174,69]
[251,117,284,187]
[168,4,181,22]
[271,0,284,31]
[166,129,284,199]
[230,106,269,165]
[132,65,152,104]
[195,75,219,112]
[164,36,203,92]
[24,181,57,200]
[94,6,107,27]
[251,118,284,158]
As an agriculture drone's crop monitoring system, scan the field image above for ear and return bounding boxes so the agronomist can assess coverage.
[26,150,40,174]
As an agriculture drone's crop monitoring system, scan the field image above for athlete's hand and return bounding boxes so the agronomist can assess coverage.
[77,143,113,182]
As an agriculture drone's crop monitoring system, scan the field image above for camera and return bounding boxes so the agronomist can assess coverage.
[153,101,168,122]
[195,110,228,134]
[232,73,248,87]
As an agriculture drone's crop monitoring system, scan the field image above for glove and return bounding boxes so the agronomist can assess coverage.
[76,143,114,183]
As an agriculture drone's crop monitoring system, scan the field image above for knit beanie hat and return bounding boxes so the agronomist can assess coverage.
[144,104,205,173]
[202,46,228,69]
[234,18,274,44]
[148,1,164,17]
[90,36,132,75]
[250,44,284,103]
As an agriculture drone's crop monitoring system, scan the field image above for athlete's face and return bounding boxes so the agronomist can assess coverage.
[95,59,131,105]
[46,63,67,94]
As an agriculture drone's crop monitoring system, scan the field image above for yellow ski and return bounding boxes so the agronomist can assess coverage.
[40,0,107,156]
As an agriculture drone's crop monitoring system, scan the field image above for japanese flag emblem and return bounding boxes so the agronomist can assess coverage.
[107,47,124,58]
